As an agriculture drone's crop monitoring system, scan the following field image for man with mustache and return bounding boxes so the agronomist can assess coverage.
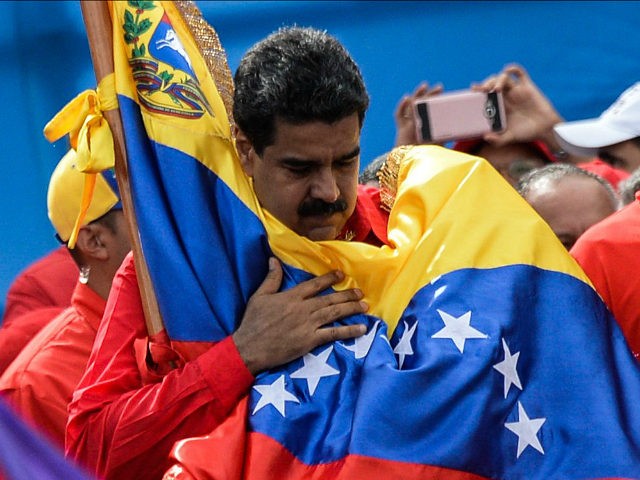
[66,26,389,480]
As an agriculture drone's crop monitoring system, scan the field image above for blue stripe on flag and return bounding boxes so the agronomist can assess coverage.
[119,96,271,341]
[248,265,640,479]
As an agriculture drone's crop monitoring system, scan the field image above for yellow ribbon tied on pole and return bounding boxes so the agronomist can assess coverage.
[43,73,118,248]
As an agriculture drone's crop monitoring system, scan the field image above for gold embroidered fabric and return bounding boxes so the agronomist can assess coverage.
[175,1,235,127]
[377,146,407,212]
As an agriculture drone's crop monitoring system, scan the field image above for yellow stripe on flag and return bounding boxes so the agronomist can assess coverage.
[110,1,590,336]
[267,145,591,334]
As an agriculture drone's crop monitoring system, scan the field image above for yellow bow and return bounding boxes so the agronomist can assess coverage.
[43,73,118,248]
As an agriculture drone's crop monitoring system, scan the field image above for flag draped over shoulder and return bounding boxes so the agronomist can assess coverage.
[0,399,93,480]
[106,2,640,479]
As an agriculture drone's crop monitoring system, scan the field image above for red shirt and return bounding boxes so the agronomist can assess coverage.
[66,188,389,480]
[339,185,389,246]
[570,196,640,358]
[0,306,64,376]
[0,247,77,375]
[2,246,77,324]
[0,282,105,447]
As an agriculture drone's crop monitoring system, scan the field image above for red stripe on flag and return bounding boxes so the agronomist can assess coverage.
[245,433,490,480]
[168,397,489,480]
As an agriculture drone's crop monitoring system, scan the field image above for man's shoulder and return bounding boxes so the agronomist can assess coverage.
[0,306,73,385]
[3,247,77,321]
[16,247,76,279]
[8,307,78,364]
[351,185,389,245]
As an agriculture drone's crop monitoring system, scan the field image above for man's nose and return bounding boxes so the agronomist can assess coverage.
[310,168,339,203]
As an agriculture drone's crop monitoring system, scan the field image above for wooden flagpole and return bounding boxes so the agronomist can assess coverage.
[80,0,164,336]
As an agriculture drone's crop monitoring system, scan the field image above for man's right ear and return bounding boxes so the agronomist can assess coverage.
[74,223,109,262]
[234,127,255,176]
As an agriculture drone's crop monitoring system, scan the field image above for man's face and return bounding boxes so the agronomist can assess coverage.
[237,114,361,241]
[598,139,640,173]
[524,176,617,250]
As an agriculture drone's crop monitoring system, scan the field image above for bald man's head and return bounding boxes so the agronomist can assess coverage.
[518,164,619,249]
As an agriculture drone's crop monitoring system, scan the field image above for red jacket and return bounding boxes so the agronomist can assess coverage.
[0,282,105,447]
[66,186,389,480]
[2,246,77,324]
[570,195,640,358]
[0,306,64,376]
[0,247,77,376]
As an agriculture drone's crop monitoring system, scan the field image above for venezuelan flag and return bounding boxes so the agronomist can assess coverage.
[107,2,640,479]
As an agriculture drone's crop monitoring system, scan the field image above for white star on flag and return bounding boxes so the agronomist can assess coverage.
[505,401,546,458]
[393,320,418,369]
[291,346,339,395]
[341,320,379,359]
[252,374,300,417]
[431,309,487,353]
[493,338,523,398]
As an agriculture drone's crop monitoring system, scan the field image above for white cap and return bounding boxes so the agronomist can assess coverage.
[553,82,640,158]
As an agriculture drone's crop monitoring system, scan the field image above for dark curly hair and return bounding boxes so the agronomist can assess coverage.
[233,26,370,155]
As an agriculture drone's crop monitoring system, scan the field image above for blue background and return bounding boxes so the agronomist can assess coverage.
[1,1,639,316]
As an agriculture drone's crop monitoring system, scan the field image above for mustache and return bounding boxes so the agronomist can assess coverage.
[298,198,348,217]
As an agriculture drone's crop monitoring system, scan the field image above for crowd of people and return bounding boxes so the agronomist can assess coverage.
[385,63,640,361]
[1,7,640,480]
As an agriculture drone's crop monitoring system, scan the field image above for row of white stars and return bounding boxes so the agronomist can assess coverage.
[427,309,546,458]
[253,343,356,417]
[252,308,546,459]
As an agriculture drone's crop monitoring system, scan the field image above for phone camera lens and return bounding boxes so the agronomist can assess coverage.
[484,101,496,119]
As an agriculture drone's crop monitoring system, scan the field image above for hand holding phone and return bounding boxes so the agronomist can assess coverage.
[414,90,506,144]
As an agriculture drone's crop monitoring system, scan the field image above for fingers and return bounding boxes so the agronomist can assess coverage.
[482,73,509,92]
[288,269,345,299]
[395,82,444,121]
[412,82,429,97]
[324,298,367,325]
[260,263,358,306]
[427,83,444,97]
[253,257,283,296]
[260,263,369,323]
[316,323,367,345]
[295,273,369,330]
[503,63,528,81]
[307,286,364,312]
[310,290,368,328]
[394,95,413,120]
[413,82,443,100]
[472,64,528,94]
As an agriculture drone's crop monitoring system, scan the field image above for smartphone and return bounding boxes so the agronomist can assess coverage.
[413,90,506,144]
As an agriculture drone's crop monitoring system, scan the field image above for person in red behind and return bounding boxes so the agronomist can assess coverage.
[570,193,640,359]
[559,85,640,358]
[0,149,130,448]
[0,248,77,375]
[546,80,640,357]
[2,246,77,325]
